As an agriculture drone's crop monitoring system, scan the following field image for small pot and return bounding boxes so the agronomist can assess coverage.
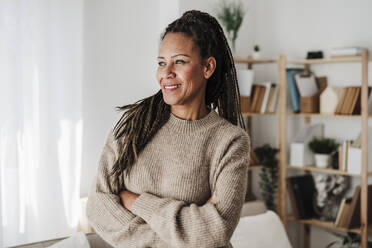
[314,154,331,168]
[252,51,261,60]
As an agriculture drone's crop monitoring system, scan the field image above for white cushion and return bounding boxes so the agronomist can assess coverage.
[231,210,292,248]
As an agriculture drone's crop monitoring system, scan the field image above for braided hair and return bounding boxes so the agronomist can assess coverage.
[109,10,245,193]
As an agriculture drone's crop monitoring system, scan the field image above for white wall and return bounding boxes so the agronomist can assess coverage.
[81,0,178,196]
[180,0,372,247]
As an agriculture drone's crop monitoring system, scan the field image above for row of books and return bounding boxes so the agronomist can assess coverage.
[333,87,372,115]
[337,135,360,172]
[249,83,278,113]
[335,131,370,175]
[334,185,372,228]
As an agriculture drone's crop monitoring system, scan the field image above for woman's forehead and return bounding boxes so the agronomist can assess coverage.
[159,33,199,57]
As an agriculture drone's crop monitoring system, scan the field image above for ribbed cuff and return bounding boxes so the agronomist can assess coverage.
[131,192,162,223]
[98,193,135,224]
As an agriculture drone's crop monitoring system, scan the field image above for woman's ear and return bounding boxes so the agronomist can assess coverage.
[203,57,216,79]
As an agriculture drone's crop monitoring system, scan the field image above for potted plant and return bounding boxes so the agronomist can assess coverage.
[326,232,372,248]
[252,45,260,59]
[216,0,246,54]
[254,144,279,211]
[308,137,338,168]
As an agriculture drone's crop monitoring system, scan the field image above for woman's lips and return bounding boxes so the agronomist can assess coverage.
[163,84,181,91]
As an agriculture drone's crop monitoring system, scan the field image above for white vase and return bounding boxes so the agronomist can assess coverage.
[236,69,254,96]
[252,51,261,60]
[314,154,331,168]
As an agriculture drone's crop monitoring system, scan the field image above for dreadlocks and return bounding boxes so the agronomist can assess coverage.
[109,10,245,193]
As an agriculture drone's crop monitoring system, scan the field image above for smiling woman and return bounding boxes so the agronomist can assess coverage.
[86,10,251,248]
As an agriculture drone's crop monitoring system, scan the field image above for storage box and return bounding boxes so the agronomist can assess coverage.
[300,94,319,113]
[290,142,315,166]
[290,123,324,166]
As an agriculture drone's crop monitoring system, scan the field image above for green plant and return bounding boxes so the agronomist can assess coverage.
[308,137,338,154]
[216,0,246,52]
[325,232,372,248]
[254,144,279,211]
[254,45,260,52]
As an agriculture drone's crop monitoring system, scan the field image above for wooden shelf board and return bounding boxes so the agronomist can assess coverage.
[248,165,263,171]
[234,57,276,64]
[287,165,362,177]
[287,216,362,234]
[287,56,372,65]
[242,112,276,117]
[287,113,372,118]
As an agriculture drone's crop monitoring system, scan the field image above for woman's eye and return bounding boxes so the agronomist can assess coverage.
[175,60,186,64]
[158,61,166,66]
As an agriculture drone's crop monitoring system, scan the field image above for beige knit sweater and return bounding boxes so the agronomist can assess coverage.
[86,110,250,248]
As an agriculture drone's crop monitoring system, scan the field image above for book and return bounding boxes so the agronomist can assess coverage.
[287,175,316,219]
[265,84,275,113]
[368,89,372,115]
[338,198,352,228]
[341,140,350,171]
[334,198,346,227]
[344,185,372,228]
[346,87,358,115]
[287,68,304,113]
[334,88,347,114]
[349,87,361,115]
[255,86,266,112]
[338,145,343,171]
[286,178,300,218]
[250,85,260,113]
[329,47,366,57]
[267,85,278,113]
[340,87,354,115]
[260,82,272,113]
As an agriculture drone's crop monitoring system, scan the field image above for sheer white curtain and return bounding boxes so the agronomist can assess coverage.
[0,0,83,247]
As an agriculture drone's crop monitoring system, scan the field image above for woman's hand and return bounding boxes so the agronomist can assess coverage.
[205,192,216,205]
[119,190,139,211]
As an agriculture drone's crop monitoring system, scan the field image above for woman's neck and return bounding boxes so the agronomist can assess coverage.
[170,104,209,121]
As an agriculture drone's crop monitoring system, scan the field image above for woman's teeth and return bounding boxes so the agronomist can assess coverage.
[165,85,181,89]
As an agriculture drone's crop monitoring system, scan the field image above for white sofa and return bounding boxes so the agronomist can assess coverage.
[231,201,293,248]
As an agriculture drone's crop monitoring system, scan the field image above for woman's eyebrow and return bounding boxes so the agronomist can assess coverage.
[157,54,191,59]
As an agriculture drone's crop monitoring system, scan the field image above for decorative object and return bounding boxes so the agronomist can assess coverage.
[252,45,261,59]
[237,69,254,113]
[306,51,323,59]
[320,86,342,114]
[254,144,279,211]
[216,0,245,54]
[308,137,338,168]
[314,174,349,221]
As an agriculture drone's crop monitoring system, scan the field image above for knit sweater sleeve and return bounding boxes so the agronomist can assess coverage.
[130,132,250,248]
[86,129,166,248]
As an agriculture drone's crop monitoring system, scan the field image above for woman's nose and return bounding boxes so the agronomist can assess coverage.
[162,64,176,79]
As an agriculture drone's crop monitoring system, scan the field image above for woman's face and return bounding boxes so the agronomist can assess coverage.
[157,32,208,108]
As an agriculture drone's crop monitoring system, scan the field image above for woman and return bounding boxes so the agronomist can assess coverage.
[86,10,250,248]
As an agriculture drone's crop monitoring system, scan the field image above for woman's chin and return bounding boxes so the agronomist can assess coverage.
[163,96,182,106]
